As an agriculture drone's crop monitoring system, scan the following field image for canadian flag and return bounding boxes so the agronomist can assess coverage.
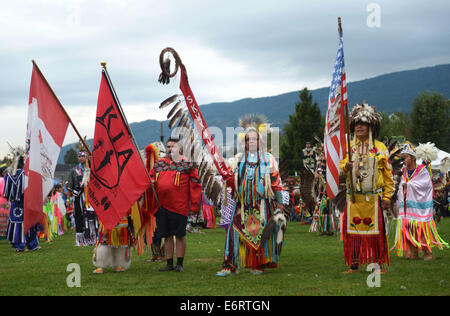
[24,62,69,233]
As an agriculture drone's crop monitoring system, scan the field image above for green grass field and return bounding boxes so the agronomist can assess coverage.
[1,218,449,296]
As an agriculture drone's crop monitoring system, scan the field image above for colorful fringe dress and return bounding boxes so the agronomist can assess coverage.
[392,164,448,256]
[340,139,393,268]
[221,151,286,272]
[310,193,337,234]
[93,216,134,272]
[309,176,337,234]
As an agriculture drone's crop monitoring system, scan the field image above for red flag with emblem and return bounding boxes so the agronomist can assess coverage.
[24,62,70,233]
[88,70,150,230]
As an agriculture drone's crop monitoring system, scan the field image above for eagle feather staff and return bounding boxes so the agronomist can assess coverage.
[156,47,228,208]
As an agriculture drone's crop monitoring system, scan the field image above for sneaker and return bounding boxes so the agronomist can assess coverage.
[115,266,125,272]
[174,265,184,272]
[251,269,263,275]
[93,268,105,274]
[159,265,175,272]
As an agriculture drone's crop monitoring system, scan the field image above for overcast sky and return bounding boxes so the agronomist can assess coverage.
[0,0,449,158]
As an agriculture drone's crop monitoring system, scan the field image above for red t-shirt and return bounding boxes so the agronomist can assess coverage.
[149,157,201,216]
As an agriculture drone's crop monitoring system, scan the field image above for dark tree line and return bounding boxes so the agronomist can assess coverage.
[281,89,449,176]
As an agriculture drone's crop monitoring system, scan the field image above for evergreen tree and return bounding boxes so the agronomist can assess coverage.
[410,91,449,151]
[280,88,323,175]
[64,148,78,165]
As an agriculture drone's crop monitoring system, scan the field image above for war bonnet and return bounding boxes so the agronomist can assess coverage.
[237,114,270,150]
[349,103,382,139]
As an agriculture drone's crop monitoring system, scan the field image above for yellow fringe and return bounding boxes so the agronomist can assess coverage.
[130,202,141,238]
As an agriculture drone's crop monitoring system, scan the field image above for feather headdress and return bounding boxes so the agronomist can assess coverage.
[400,141,416,157]
[415,142,439,163]
[237,114,270,148]
[239,114,268,131]
[77,136,89,156]
[440,157,450,174]
[7,143,26,176]
[349,102,382,139]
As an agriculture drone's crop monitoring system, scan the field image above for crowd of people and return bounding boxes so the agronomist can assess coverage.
[1,105,449,276]
[282,103,449,273]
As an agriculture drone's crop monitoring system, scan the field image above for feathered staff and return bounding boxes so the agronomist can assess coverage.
[156,47,230,208]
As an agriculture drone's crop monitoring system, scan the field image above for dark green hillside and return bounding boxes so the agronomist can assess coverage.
[58,64,450,163]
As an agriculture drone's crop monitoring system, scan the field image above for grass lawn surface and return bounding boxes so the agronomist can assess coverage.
[1,218,449,296]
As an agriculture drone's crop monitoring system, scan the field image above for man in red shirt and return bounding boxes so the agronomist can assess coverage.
[149,137,201,272]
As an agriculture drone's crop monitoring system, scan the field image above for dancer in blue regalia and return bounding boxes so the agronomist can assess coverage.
[4,152,40,252]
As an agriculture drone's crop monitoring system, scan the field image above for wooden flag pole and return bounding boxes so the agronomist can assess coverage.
[338,16,343,37]
[31,60,92,157]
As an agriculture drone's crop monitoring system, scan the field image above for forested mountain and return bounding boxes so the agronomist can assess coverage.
[58,63,450,163]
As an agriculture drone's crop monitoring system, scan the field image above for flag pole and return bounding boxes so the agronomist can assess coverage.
[31,60,92,156]
[337,18,355,203]
[99,61,160,207]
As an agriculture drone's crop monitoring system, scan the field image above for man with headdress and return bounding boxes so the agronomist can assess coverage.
[67,149,97,246]
[392,142,448,260]
[216,114,287,276]
[339,103,393,273]
[4,150,41,251]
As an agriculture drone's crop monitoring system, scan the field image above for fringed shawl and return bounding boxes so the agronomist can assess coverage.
[396,164,433,222]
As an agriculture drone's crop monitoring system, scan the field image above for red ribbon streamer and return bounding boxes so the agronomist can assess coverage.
[179,67,232,181]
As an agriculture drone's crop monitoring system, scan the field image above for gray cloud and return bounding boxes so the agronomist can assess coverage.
[0,0,449,156]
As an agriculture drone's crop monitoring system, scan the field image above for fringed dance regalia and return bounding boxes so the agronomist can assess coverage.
[221,151,286,272]
[339,103,394,270]
[340,138,393,268]
[200,194,216,229]
[309,175,337,234]
[93,216,134,273]
[4,169,40,251]
[310,194,337,234]
[51,191,66,236]
[67,161,98,246]
[137,143,163,261]
[392,162,448,257]
[42,198,58,241]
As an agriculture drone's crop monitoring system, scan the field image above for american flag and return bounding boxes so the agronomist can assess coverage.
[324,32,347,199]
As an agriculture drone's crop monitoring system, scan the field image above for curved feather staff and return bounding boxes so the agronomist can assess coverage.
[157,47,232,208]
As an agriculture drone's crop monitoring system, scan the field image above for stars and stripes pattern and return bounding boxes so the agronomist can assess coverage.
[324,33,347,199]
